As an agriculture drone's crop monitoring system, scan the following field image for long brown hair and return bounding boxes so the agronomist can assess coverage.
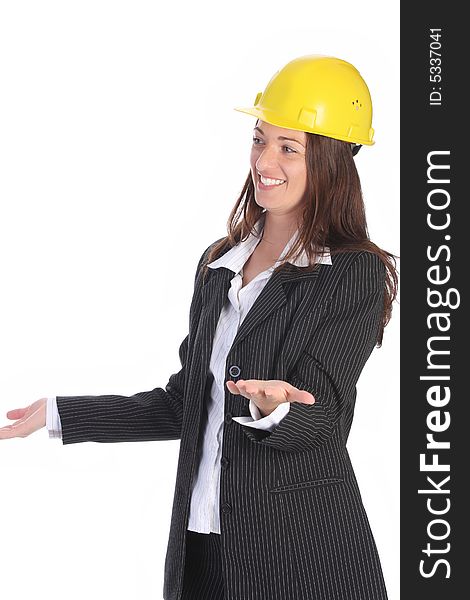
[203,129,399,348]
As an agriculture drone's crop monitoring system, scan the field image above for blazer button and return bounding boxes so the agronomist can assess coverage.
[224,413,233,424]
[229,365,241,378]
[221,502,232,515]
[220,457,230,470]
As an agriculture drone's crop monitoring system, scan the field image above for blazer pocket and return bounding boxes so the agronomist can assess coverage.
[268,477,344,494]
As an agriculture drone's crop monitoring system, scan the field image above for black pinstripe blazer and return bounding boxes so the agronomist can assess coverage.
[56,240,389,600]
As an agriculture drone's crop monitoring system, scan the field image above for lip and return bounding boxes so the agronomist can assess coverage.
[257,172,286,191]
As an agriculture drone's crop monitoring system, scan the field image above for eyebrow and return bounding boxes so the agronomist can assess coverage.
[253,126,305,147]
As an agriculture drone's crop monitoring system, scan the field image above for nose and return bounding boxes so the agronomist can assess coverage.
[255,144,279,174]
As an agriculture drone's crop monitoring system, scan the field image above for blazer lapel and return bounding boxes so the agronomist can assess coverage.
[200,263,323,355]
[200,266,233,344]
[232,264,322,350]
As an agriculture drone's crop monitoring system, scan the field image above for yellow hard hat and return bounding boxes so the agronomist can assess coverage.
[234,54,374,146]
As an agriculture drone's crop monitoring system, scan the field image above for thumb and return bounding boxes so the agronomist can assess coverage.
[6,407,29,420]
[289,388,315,405]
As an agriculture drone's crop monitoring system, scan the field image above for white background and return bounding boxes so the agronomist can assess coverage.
[0,1,400,598]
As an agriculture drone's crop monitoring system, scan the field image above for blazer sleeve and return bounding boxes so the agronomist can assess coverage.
[55,244,211,445]
[238,251,386,453]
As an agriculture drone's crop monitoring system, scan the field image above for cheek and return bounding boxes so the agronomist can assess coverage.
[291,165,307,190]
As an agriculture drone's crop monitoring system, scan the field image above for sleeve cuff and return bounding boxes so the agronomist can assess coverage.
[232,400,291,432]
[46,397,63,439]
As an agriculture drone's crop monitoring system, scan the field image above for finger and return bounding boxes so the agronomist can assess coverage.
[0,410,41,438]
[240,380,264,396]
[0,400,46,440]
[241,381,258,396]
[226,380,241,395]
[0,421,25,439]
[231,380,258,401]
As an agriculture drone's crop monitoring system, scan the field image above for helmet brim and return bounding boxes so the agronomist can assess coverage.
[234,106,375,146]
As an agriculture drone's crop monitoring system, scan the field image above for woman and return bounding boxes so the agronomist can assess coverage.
[0,55,398,600]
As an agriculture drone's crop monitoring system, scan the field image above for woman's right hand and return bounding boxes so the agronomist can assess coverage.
[0,398,47,440]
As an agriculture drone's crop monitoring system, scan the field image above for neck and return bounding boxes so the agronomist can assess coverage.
[259,211,298,249]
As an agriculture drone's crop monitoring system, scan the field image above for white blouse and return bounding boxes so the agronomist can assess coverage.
[46,212,332,534]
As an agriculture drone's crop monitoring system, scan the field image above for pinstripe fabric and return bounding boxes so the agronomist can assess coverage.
[187,213,331,534]
[55,238,389,600]
[181,531,224,599]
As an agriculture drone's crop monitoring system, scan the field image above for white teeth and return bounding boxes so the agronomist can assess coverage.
[260,174,285,186]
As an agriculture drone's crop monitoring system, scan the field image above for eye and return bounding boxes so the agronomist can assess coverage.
[283,145,296,153]
[252,137,296,153]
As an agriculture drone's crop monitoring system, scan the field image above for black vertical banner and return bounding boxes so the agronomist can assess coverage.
[401,5,466,598]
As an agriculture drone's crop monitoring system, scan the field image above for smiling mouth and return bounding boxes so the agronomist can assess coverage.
[257,172,286,187]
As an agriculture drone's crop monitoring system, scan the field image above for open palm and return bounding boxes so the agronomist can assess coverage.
[226,379,315,418]
[0,398,47,440]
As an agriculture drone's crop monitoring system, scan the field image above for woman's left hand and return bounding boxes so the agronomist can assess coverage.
[226,379,315,418]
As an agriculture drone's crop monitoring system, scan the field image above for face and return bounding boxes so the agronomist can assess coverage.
[250,120,307,216]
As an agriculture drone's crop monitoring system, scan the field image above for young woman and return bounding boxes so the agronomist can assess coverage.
[1,55,398,600]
